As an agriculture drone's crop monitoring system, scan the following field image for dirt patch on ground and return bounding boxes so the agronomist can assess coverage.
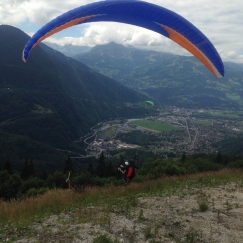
[10,182,243,242]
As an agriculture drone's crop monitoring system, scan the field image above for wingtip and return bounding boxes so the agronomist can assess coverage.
[22,49,27,63]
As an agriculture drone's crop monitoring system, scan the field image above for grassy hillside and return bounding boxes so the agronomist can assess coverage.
[1,169,243,242]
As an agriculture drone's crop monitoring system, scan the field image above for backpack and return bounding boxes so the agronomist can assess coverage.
[126,165,135,179]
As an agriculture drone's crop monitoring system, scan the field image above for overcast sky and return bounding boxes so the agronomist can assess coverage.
[1,0,242,63]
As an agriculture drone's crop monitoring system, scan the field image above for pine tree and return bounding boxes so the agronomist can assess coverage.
[3,160,12,175]
[180,151,187,164]
[215,151,223,164]
[20,159,35,179]
[96,151,106,177]
[106,160,114,177]
[224,155,229,165]
[29,159,35,177]
[63,156,73,174]
[21,159,30,180]
[87,163,94,177]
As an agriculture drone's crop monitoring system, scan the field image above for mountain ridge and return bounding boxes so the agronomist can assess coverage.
[73,42,243,109]
[0,25,147,171]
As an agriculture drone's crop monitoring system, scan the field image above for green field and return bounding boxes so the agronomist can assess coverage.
[192,111,242,120]
[130,119,181,132]
[209,112,239,118]
[97,126,117,139]
[192,120,212,126]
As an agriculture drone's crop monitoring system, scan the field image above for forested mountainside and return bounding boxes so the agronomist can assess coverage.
[0,25,147,171]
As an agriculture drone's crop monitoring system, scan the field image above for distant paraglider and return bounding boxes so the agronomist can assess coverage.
[142,100,154,115]
[142,101,154,106]
[22,0,224,78]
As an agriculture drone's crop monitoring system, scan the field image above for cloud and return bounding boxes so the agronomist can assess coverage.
[44,22,189,56]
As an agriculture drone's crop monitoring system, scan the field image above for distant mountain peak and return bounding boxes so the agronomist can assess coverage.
[73,41,243,110]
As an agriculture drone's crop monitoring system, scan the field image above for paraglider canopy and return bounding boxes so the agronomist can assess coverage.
[142,101,154,106]
[22,0,224,78]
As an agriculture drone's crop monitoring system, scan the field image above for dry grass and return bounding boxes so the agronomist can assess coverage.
[0,168,242,228]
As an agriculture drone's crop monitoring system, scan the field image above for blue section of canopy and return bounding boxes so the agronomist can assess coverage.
[22,0,224,77]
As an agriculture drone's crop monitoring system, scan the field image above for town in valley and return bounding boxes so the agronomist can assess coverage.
[81,106,243,158]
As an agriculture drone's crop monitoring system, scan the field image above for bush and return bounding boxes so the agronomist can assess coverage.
[227,159,243,169]
[4,174,22,200]
[199,202,209,212]
[164,164,181,176]
[24,187,48,198]
[72,172,94,186]
[20,177,46,194]
[193,158,221,172]
[47,171,66,188]
[93,233,113,243]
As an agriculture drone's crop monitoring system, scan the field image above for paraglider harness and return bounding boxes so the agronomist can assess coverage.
[118,155,139,184]
[125,161,136,179]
